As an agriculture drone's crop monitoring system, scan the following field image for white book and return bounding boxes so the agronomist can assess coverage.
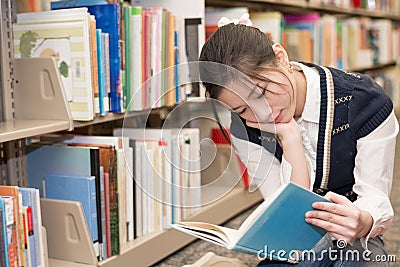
[116,149,128,250]
[171,134,182,223]
[175,15,191,101]
[130,7,143,111]
[124,146,134,241]
[33,189,46,267]
[134,141,144,237]
[114,128,175,229]
[16,7,89,23]
[150,8,163,108]
[180,128,201,213]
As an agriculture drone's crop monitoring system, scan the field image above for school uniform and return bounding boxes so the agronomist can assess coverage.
[230,62,399,266]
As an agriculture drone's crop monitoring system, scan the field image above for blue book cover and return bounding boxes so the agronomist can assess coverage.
[171,183,330,263]
[43,174,98,243]
[26,145,94,195]
[50,0,108,8]
[51,3,121,113]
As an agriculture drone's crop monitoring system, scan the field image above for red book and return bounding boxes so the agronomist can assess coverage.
[352,0,362,8]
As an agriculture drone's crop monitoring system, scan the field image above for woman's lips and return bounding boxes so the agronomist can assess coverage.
[274,111,283,123]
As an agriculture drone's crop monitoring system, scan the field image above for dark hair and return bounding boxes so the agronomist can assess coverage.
[199,23,278,99]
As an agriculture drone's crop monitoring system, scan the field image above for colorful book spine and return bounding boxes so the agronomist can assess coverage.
[103,32,111,114]
[1,197,14,267]
[51,3,122,113]
[96,29,105,116]
[0,198,10,267]
[124,6,132,112]
[18,188,39,267]
[89,15,100,116]
[109,148,120,255]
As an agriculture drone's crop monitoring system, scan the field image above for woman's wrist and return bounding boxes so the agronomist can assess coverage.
[276,122,303,147]
[357,210,374,238]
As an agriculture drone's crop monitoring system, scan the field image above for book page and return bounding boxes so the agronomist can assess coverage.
[174,221,240,247]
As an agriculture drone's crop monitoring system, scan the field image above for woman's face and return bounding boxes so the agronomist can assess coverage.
[217,69,297,126]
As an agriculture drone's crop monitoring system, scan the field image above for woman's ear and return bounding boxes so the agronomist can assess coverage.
[272,43,290,68]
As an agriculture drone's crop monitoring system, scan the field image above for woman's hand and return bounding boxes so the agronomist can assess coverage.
[246,118,310,189]
[246,118,301,146]
[305,192,373,244]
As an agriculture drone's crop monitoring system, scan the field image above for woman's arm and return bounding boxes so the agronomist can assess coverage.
[246,118,310,189]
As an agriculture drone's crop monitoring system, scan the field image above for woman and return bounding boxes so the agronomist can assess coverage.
[199,17,398,266]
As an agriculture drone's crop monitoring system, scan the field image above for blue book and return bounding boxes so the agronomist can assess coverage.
[50,0,108,8]
[27,145,94,195]
[51,3,121,113]
[43,174,98,244]
[171,183,330,263]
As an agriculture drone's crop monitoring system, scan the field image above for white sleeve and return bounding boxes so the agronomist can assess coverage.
[353,111,399,246]
[231,135,281,198]
[231,135,315,198]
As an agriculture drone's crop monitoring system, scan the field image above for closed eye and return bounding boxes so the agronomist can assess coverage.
[257,88,267,99]
[237,108,247,115]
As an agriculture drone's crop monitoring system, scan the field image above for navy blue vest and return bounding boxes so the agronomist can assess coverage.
[230,63,393,201]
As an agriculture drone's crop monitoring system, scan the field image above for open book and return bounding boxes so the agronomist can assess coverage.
[171,182,330,263]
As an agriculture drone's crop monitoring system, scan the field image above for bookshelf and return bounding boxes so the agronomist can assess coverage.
[206,0,400,20]
[41,187,262,267]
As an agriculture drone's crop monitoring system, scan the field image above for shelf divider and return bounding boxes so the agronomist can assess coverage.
[0,57,73,142]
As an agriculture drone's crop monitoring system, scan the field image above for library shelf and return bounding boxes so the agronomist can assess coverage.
[205,0,400,21]
[43,186,263,267]
[0,120,72,143]
[99,187,263,267]
[73,106,173,128]
[347,61,397,73]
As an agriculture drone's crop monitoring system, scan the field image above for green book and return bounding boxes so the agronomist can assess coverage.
[123,6,132,111]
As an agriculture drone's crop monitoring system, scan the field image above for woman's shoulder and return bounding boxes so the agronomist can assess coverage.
[331,69,393,139]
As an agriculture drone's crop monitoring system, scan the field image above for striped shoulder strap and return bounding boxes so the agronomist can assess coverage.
[312,65,335,193]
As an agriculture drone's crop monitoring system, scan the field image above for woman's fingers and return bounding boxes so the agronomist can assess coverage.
[305,215,356,243]
[305,191,367,244]
[323,191,352,205]
[311,201,351,217]
[305,209,346,227]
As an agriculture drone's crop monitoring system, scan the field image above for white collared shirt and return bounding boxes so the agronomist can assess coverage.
[232,62,399,243]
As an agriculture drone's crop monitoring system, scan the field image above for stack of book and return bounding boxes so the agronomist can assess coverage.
[26,128,201,261]
[0,186,46,267]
